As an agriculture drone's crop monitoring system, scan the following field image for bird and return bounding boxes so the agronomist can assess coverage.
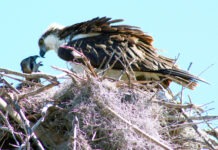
[20,55,43,83]
[38,17,207,89]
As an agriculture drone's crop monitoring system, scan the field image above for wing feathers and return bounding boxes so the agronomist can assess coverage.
[56,17,206,89]
[59,17,153,47]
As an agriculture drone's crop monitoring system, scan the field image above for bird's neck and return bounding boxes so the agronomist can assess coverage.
[44,34,67,53]
[54,39,66,53]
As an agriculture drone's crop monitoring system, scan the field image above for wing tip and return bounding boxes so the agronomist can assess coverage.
[187,82,198,90]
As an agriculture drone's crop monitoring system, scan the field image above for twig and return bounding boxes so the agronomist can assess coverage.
[1,73,43,88]
[1,78,20,94]
[51,65,85,81]
[152,100,203,111]
[166,121,205,131]
[31,117,44,132]
[31,103,55,131]
[179,94,215,149]
[172,84,216,150]
[0,68,56,81]
[187,62,193,71]
[101,53,123,79]
[102,51,115,70]
[9,94,32,149]
[60,46,98,77]
[172,64,213,100]
[203,108,215,114]
[51,66,85,86]
[181,110,215,149]
[199,101,214,108]
[167,115,218,122]
[198,64,214,77]
[174,53,181,64]
[82,56,98,77]
[0,97,22,124]
[6,94,45,150]
[195,108,218,140]
[98,56,107,70]
[18,82,58,99]
[73,116,79,150]
[0,111,21,146]
[91,131,97,141]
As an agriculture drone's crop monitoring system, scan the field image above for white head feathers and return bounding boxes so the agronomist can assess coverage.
[46,23,65,31]
[41,23,66,52]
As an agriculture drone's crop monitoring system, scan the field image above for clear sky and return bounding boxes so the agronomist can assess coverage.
[0,1,217,116]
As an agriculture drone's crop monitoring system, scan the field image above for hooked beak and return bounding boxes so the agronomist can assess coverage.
[39,45,47,58]
[33,55,40,59]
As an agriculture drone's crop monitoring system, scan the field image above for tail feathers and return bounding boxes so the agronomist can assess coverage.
[155,69,208,90]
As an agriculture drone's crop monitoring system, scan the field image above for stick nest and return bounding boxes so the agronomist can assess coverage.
[0,67,217,150]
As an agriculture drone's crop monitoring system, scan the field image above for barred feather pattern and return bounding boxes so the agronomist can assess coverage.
[48,17,206,89]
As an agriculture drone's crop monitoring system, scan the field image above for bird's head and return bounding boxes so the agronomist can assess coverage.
[20,55,42,73]
[39,23,65,57]
[31,55,40,61]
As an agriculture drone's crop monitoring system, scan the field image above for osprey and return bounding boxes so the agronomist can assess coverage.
[38,17,206,89]
[20,55,42,82]
[21,55,42,73]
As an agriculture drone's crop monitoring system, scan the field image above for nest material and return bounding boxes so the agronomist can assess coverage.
[0,67,218,150]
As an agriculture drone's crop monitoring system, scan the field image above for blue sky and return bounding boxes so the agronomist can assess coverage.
[0,1,217,116]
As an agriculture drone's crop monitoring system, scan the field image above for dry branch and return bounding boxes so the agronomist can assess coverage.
[0,78,20,94]
[0,97,22,124]
[152,100,203,111]
[167,115,218,122]
[7,94,44,150]
[0,111,21,146]
[18,82,58,100]
[73,116,79,150]
[1,73,43,88]
[0,68,56,81]
[182,111,215,149]
[51,66,86,81]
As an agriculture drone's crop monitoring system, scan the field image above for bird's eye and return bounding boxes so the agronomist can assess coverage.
[38,38,44,46]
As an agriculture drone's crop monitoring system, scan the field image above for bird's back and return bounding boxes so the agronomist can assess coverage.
[44,17,207,89]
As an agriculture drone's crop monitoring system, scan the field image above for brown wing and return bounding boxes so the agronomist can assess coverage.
[64,32,175,72]
[58,17,207,89]
[59,17,153,46]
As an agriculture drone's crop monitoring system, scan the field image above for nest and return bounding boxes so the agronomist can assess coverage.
[0,67,218,150]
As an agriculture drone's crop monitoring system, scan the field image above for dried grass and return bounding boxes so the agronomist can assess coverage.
[0,67,218,150]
